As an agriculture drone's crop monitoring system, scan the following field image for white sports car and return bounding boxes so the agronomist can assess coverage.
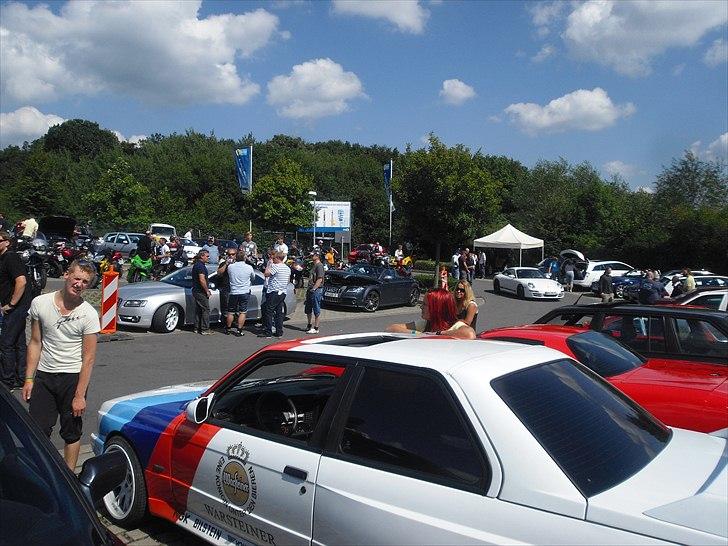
[494,267,564,299]
[93,334,726,545]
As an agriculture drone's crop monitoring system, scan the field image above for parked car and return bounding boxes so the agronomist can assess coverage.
[494,267,564,299]
[535,303,728,363]
[178,237,203,260]
[624,275,728,301]
[479,325,727,433]
[99,232,145,257]
[116,265,297,332]
[670,288,728,312]
[322,263,419,312]
[93,334,727,545]
[149,223,176,240]
[572,259,633,290]
[590,268,645,298]
[0,386,126,545]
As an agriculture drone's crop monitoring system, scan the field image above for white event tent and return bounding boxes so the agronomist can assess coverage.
[473,223,544,266]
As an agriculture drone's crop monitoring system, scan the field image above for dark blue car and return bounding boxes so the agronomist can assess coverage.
[590,269,645,298]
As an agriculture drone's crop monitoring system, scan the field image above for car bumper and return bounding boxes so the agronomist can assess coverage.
[323,294,363,308]
[528,290,564,299]
[116,307,154,328]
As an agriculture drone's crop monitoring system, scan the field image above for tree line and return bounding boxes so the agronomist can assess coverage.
[1,119,726,272]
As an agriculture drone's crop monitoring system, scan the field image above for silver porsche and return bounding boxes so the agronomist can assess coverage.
[116,265,297,333]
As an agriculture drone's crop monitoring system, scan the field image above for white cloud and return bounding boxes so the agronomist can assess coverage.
[603,160,638,179]
[112,130,147,146]
[267,58,366,120]
[561,1,727,76]
[634,185,654,194]
[528,2,564,37]
[531,44,556,63]
[704,38,728,67]
[487,115,502,123]
[504,87,635,135]
[439,79,476,106]
[0,106,64,148]
[0,1,288,105]
[691,133,728,162]
[671,63,686,76]
[332,0,429,34]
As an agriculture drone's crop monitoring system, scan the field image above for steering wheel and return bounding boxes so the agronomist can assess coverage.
[254,392,298,436]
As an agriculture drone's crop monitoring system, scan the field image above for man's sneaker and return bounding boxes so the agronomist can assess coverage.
[305,327,319,334]
[223,328,231,335]
[234,329,245,337]
[200,330,214,336]
[257,333,273,338]
[305,324,312,332]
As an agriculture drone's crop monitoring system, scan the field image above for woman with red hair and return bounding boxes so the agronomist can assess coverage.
[387,289,475,339]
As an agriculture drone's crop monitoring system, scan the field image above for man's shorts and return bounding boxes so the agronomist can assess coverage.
[29,371,83,444]
[305,287,323,316]
[227,292,251,314]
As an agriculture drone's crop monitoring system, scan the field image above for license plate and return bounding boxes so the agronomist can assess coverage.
[325,291,339,298]
[545,292,557,296]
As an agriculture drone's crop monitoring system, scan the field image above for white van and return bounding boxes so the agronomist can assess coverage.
[149,223,176,240]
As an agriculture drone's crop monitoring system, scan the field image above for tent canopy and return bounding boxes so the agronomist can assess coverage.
[473,224,543,266]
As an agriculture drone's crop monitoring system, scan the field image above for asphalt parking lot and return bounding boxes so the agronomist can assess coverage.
[26,276,589,545]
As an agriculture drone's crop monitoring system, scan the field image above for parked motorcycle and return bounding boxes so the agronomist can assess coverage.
[15,238,47,297]
[90,249,123,288]
[127,254,153,283]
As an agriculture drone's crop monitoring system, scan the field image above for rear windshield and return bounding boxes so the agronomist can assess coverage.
[566,331,645,377]
[492,359,670,497]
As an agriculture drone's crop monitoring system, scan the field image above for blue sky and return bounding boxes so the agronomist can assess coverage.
[1,0,726,190]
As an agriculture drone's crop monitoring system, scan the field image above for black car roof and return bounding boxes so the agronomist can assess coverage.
[537,302,728,322]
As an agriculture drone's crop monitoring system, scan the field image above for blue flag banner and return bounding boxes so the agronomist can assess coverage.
[235,146,253,192]
[383,160,394,212]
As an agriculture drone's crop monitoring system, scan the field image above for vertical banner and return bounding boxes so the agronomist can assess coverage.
[234,146,253,192]
[383,159,394,211]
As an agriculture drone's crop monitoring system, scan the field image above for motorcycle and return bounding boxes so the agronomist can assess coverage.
[127,253,153,283]
[16,238,47,297]
[90,249,123,288]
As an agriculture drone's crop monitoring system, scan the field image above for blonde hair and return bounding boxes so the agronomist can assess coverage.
[454,279,476,311]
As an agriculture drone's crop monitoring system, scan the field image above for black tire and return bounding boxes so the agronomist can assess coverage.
[363,291,380,312]
[493,279,500,293]
[151,303,182,333]
[615,285,624,298]
[37,265,47,290]
[517,285,525,299]
[47,261,63,278]
[102,436,147,528]
[407,286,420,306]
[131,271,141,283]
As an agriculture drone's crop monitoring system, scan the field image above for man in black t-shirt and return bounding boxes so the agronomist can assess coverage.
[136,231,153,260]
[0,231,31,390]
[192,250,212,335]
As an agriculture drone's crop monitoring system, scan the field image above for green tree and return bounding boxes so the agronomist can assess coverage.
[396,135,502,285]
[654,151,728,209]
[82,159,152,230]
[44,119,119,160]
[251,158,314,232]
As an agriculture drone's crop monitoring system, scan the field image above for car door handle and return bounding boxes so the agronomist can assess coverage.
[283,465,307,480]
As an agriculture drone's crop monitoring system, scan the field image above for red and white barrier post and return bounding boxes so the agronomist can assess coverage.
[100,270,120,334]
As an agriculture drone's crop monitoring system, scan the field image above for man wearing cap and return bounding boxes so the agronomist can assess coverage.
[202,236,219,264]
[259,251,291,338]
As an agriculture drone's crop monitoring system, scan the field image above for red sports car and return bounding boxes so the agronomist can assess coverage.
[478,324,728,434]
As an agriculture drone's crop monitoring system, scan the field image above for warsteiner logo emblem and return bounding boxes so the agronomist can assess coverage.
[215,443,257,515]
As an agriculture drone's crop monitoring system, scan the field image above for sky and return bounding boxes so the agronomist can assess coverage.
[0,0,726,191]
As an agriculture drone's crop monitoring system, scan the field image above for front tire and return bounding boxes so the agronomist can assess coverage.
[493,279,500,294]
[151,303,182,333]
[517,285,525,299]
[363,291,380,312]
[102,436,147,528]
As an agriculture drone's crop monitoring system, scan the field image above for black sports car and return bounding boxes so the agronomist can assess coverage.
[323,263,420,312]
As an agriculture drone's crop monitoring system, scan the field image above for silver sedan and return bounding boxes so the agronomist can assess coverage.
[116,265,297,333]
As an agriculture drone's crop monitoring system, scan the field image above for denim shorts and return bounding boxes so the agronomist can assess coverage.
[305,288,323,316]
[227,292,251,314]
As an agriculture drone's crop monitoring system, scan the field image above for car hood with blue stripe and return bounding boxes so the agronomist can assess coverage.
[96,381,214,466]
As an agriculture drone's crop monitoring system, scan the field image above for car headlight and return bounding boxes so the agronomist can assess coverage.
[123,300,147,307]
[20,249,31,261]
[345,286,366,293]
[527,282,536,289]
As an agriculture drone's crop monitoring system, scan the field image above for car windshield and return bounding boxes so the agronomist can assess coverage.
[153,227,175,237]
[161,267,193,288]
[517,269,545,279]
[348,264,378,276]
[492,359,670,498]
[624,270,642,277]
[566,331,645,377]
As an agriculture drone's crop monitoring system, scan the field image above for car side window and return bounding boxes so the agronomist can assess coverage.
[338,367,489,490]
[692,295,725,310]
[592,264,605,271]
[673,319,728,359]
[117,235,129,244]
[602,315,666,354]
[210,360,346,445]
[105,233,117,243]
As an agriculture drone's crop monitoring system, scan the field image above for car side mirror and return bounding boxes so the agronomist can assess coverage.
[77,450,127,509]
[186,394,214,424]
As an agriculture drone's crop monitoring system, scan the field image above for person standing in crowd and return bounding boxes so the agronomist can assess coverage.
[19,217,39,239]
[394,244,404,262]
[274,234,288,262]
[682,268,696,292]
[192,250,212,335]
[136,230,153,260]
[563,259,575,292]
[0,212,8,232]
[259,251,291,338]
[468,251,477,282]
[670,275,685,298]
[22,260,99,470]
[599,266,614,303]
[387,289,475,339]
[241,231,258,264]
[477,249,486,278]
[289,239,300,258]
[458,248,470,280]
[225,251,256,336]
[183,228,193,240]
[217,247,236,322]
[155,237,171,277]
[202,236,219,264]
[325,247,336,267]
[453,280,479,330]
[1,231,32,391]
[638,270,667,304]
[305,252,325,334]
[439,265,449,289]
[451,249,460,280]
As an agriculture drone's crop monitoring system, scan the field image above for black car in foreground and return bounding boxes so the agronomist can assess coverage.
[0,388,126,545]
[535,302,728,363]
[323,263,420,312]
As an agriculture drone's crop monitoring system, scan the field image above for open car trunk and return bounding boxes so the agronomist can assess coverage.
[39,216,76,242]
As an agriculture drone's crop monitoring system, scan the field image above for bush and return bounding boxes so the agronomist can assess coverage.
[414,272,458,291]
[413,259,438,272]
